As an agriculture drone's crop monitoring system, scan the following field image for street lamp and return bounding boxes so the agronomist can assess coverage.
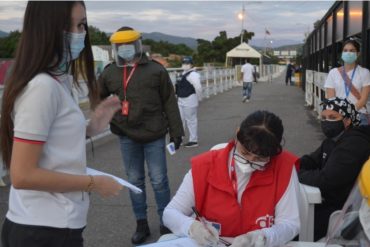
[238,4,245,44]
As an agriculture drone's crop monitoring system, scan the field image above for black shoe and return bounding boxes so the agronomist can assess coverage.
[131,219,150,245]
[184,142,199,148]
[160,225,172,235]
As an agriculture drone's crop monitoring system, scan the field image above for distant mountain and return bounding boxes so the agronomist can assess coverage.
[142,32,198,50]
[0,30,8,38]
[106,31,303,53]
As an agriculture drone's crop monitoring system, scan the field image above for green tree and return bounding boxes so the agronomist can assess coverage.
[88,25,110,45]
[0,30,21,58]
[195,39,215,65]
[196,30,254,64]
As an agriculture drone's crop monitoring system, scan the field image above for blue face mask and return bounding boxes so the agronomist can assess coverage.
[341,52,357,64]
[62,31,86,63]
[118,45,136,61]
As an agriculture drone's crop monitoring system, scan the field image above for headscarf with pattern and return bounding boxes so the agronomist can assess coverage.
[321,97,360,126]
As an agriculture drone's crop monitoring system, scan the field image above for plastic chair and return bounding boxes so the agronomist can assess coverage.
[209,143,322,242]
[298,183,322,241]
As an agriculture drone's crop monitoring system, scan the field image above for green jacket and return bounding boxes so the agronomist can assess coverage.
[99,55,184,143]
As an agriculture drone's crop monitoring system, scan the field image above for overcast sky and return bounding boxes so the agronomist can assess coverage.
[0,1,334,42]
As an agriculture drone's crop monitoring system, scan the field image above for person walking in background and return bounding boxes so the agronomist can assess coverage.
[163,111,300,247]
[298,97,370,240]
[98,26,184,245]
[0,2,123,247]
[175,56,202,148]
[285,61,295,86]
[325,39,370,125]
[241,59,255,103]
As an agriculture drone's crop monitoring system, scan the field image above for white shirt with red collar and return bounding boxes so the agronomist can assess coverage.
[7,73,89,229]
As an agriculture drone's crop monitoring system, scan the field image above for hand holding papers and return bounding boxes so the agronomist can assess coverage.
[87,167,142,194]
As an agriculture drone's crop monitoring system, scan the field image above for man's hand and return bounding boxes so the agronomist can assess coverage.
[87,95,121,137]
[170,136,182,150]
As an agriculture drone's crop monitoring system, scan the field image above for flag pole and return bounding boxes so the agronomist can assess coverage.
[240,3,245,44]
[264,28,267,56]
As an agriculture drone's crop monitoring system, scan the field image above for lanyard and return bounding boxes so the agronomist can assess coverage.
[342,65,357,97]
[229,148,238,199]
[122,64,137,100]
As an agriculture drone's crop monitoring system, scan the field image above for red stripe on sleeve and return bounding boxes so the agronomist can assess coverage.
[13,137,45,145]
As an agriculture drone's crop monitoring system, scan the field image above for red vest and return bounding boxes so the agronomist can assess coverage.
[191,141,298,237]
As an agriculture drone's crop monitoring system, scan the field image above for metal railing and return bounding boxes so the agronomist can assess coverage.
[305,70,327,118]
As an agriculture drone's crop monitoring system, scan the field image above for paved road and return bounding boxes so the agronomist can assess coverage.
[0,71,324,247]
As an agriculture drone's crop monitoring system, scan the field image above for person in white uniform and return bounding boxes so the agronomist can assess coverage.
[176,56,202,148]
[325,39,370,125]
[0,2,123,247]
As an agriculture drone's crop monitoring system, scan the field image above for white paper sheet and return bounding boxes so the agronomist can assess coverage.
[139,237,199,247]
[86,167,142,194]
[140,237,229,247]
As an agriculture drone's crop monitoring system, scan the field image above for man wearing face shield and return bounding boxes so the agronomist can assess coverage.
[98,26,184,245]
[325,158,370,247]
[298,97,370,241]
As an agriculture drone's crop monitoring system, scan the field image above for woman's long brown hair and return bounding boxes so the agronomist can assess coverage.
[0,1,99,168]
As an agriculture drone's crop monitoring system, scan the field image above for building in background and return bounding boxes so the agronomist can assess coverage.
[273,50,298,63]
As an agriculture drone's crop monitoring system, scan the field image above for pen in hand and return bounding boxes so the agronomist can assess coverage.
[191,207,231,246]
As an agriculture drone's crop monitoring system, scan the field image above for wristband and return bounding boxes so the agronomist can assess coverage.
[86,175,95,192]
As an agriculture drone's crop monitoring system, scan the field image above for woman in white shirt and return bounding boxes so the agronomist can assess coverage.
[163,111,300,247]
[0,2,122,247]
[325,39,370,125]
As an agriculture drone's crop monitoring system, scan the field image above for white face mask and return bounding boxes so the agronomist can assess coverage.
[182,64,191,70]
[118,44,136,61]
[59,31,86,70]
[359,199,370,240]
[64,31,86,60]
[235,159,255,174]
[233,149,269,173]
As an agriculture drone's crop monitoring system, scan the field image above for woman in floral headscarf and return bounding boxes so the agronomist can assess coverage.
[298,97,370,240]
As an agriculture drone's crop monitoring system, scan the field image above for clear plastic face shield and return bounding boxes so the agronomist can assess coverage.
[326,160,370,247]
[110,30,142,67]
[112,39,142,67]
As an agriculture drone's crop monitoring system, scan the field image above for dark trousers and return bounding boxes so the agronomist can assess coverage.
[314,204,338,241]
[1,218,84,247]
[285,74,292,85]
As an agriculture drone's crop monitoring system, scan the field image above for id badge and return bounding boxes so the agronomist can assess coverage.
[204,219,221,235]
[122,100,130,116]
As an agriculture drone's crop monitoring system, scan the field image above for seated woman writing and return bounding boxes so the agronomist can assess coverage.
[163,110,300,247]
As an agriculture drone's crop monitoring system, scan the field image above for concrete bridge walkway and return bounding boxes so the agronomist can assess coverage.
[0,71,324,247]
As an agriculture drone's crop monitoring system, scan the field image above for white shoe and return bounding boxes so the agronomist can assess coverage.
[242,96,247,103]
[246,99,250,103]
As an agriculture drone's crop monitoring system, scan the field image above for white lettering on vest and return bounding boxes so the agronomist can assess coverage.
[256,214,274,228]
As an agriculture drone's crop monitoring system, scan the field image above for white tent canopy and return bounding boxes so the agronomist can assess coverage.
[225,42,262,70]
